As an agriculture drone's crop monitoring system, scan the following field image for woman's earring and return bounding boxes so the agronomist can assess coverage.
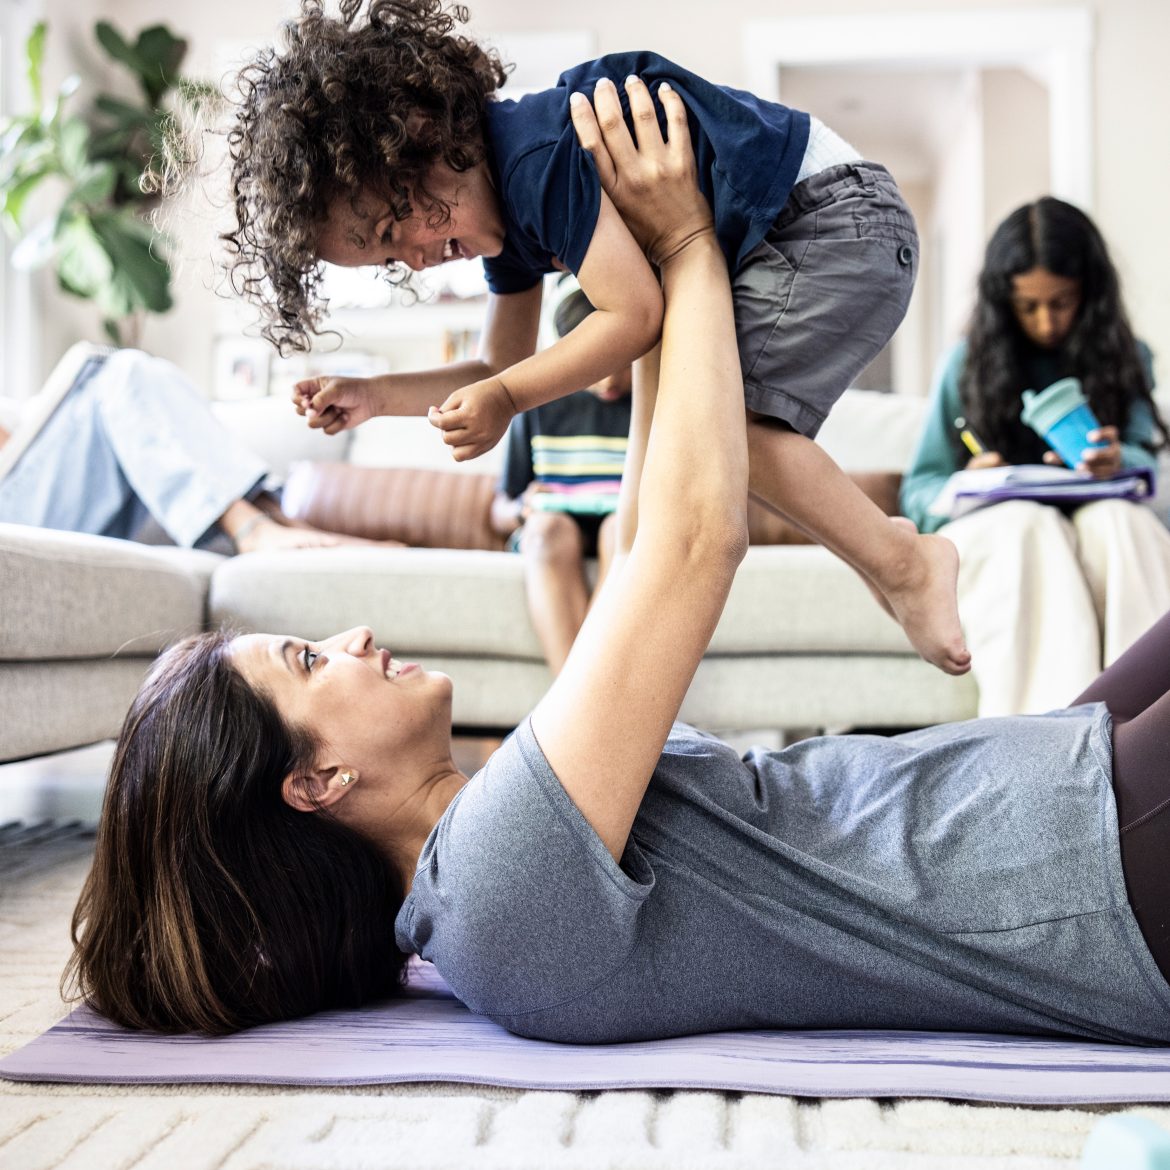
[339,771,356,787]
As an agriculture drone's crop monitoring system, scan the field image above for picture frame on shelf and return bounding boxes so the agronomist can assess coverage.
[213,338,271,401]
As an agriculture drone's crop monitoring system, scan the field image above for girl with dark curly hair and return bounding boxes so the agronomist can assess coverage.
[225,0,972,681]
[900,197,1170,716]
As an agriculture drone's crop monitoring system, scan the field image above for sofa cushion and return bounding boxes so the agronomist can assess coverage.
[0,659,154,762]
[209,543,912,661]
[279,461,903,550]
[281,462,505,551]
[0,523,218,659]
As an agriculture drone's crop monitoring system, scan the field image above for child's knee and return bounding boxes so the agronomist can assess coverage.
[519,511,585,563]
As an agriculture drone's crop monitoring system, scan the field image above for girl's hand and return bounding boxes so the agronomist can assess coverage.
[520,481,552,520]
[429,376,518,461]
[293,376,377,434]
[966,451,1007,470]
[569,76,714,267]
[1056,426,1121,477]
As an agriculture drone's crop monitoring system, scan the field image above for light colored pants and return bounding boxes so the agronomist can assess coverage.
[944,499,1170,716]
[0,350,267,550]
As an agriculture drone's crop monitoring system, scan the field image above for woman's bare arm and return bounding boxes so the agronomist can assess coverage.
[530,78,748,861]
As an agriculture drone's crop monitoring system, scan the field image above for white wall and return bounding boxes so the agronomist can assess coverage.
[981,67,1051,240]
[28,0,1170,395]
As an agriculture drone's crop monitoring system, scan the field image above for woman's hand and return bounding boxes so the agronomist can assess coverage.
[569,76,714,268]
[293,376,378,434]
[1042,426,1122,477]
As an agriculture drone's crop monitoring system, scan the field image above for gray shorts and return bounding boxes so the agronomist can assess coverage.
[734,161,918,438]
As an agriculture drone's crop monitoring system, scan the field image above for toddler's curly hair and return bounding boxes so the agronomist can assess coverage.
[223,0,507,353]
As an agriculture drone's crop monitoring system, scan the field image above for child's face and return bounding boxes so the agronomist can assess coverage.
[316,162,505,273]
[1008,267,1082,349]
[588,367,633,403]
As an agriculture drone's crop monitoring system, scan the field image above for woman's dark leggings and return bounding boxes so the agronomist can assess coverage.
[1072,608,1170,982]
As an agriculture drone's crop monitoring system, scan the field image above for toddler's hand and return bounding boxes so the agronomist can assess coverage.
[293,376,377,434]
[429,377,518,461]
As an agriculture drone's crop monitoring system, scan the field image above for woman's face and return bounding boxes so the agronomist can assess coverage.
[231,627,453,778]
[1009,266,1082,349]
[316,162,505,273]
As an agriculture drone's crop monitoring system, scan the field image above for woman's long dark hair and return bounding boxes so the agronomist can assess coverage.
[65,632,408,1033]
[221,0,507,355]
[960,196,1166,465]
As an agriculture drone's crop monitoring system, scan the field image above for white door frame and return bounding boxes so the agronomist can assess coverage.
[742,7,1094,211]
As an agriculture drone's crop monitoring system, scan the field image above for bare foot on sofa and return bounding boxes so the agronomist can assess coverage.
[234,515,405,554]
[0,423,9,452]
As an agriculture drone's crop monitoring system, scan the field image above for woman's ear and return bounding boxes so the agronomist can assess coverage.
[281,766,359,813]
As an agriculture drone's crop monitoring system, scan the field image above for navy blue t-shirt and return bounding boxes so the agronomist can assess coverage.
[482,51,811,295]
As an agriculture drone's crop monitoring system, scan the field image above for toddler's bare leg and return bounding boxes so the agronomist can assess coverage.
[748,414,970,675]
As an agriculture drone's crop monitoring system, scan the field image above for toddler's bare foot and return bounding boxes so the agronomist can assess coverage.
[879,531,970,676]
[235,516,404,554]
[0,423,10,452]
[862,517,920,619]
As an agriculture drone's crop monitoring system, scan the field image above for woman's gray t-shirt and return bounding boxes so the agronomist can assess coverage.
[395,709,1170,1044]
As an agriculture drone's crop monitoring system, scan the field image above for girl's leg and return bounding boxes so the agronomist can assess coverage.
[1073,500,1170,665]
[1072,608,1170,979]
[945,501,1099,715]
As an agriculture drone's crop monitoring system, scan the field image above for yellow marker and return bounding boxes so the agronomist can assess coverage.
[954,416,985,457]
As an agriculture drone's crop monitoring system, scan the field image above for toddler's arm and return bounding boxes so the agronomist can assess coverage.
[294,283,543,433]
[429,193,664,460]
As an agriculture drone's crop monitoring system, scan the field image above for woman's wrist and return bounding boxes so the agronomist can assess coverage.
[655,226,720,273]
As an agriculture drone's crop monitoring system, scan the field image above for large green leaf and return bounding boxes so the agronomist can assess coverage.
[91,211,172,314]
[2,172,48,233]
[58,116,90,179]
[55,216,113,297]
[137,29,186,107]
[71,162,117,207]
[94,94,152,130]
[94,22,138,72]
[26,24,46,108]
[48,75,81,127]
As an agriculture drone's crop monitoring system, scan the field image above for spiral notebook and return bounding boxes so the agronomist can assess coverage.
[929,465,1156,521]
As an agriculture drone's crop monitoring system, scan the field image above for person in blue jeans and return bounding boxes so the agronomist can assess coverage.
[492,276,632,674]
[222,0,970,678]
[0,348,399,554]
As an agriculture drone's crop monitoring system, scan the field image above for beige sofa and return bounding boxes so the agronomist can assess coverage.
[0,384,977,764]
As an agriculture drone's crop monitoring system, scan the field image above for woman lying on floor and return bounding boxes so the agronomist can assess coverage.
[67,82,1170,1043]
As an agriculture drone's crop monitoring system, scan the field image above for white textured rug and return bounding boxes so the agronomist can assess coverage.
[3,829,1169,1169]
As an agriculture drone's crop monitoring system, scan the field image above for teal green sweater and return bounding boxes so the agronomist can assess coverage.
[899,340,1159,534]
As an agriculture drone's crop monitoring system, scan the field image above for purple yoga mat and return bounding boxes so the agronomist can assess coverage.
[4,961,1170,1104]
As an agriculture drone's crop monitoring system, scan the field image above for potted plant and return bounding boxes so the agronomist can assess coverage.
[0,21,216,345]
